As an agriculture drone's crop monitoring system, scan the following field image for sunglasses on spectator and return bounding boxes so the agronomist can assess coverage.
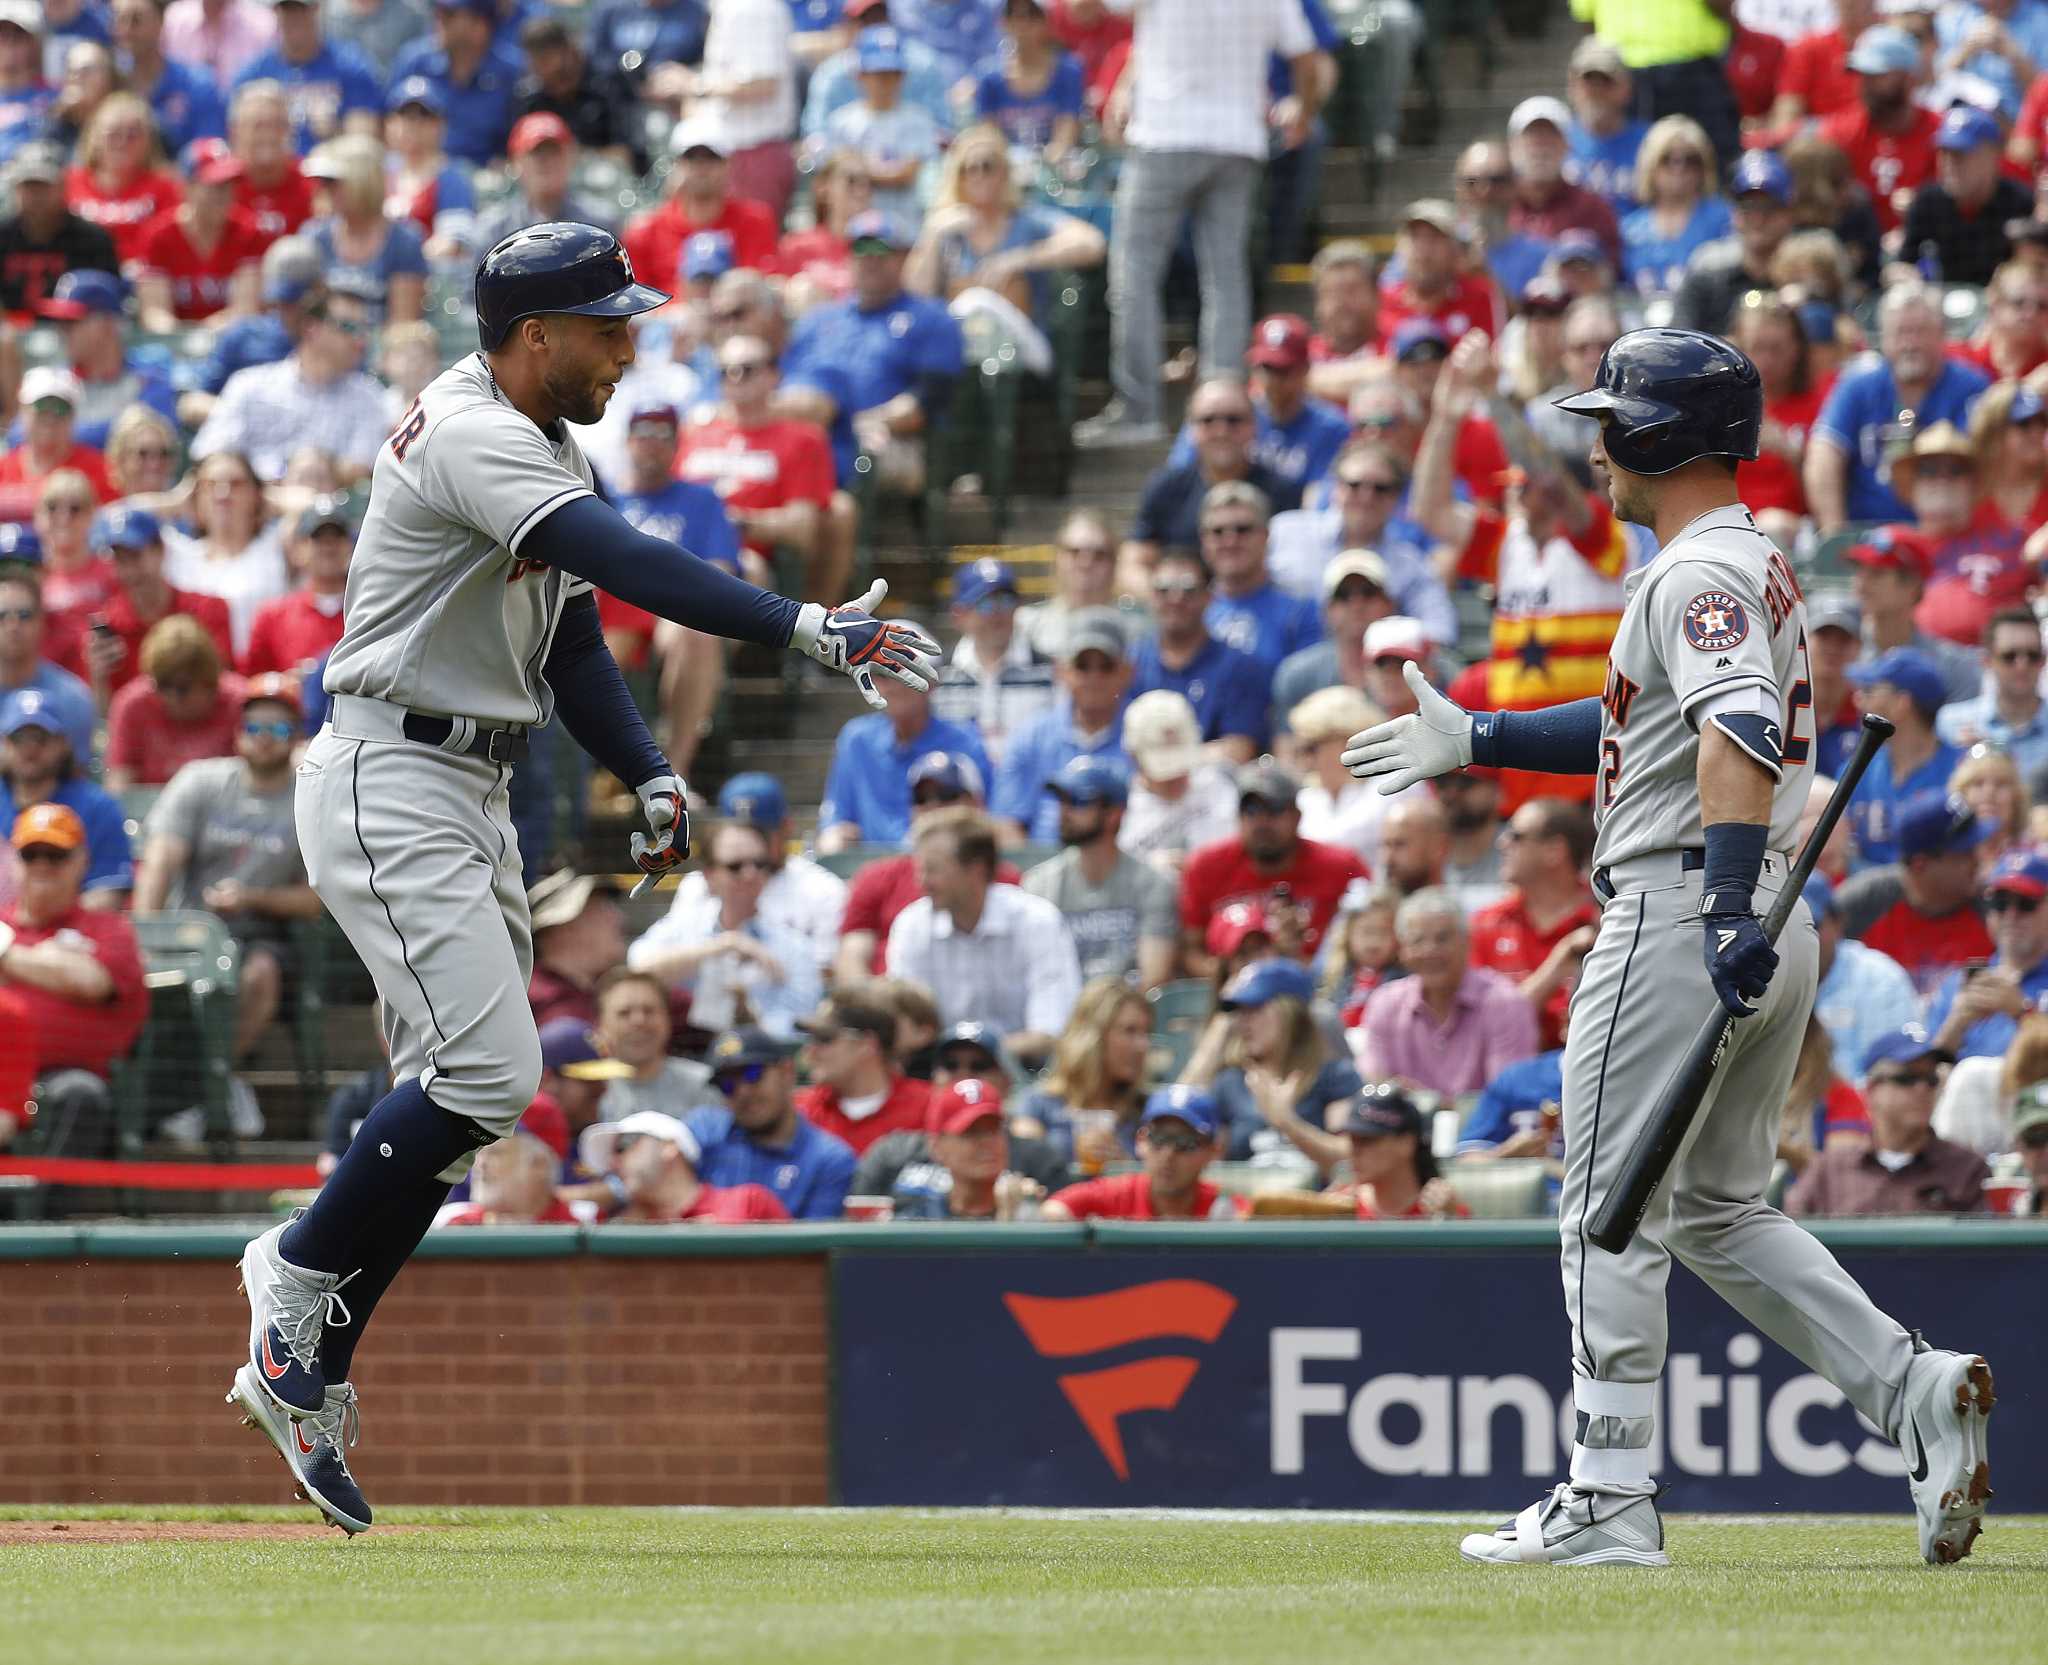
[155,679,198,698]
[313,312,368,338]
[850,237,900,257]
[838,172,875,189]
[1152,576,1205,597]
[1458,171,1512,188]
[1988,893,2043,915]
[1332,581,1382,603]
[711,305,750,324]
[1203,520,1258,538]
[717,856,771,875]
[1996,647,2045,664]
[31,399,74,418]
[1194,411,1249,427]
[1871,1069,1941,1088]
[1144,1127,1209,1153]
[1914,461,1973,481]
[937,1050,999,1077]
[1238,796,1291,816]
[1337,475,1399,495]
[17,846,72,866]
[42,499,90,517]
[1351,412,1405,432]
[962,156,1004,175]
[714,1063,770,1093]
[127,445,175,461]
[1499,823,1553,844]
[722,360,770,379]
[243,718,295,740]
[0,606,35,624]
[1661,153,1706,169]
[912,785,966,806]
[2021,1127,2048,1150]
[1059,541,1110,559]
[1372,653,1419,670]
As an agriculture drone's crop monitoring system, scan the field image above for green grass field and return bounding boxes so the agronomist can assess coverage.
[3,1506,2043,1665]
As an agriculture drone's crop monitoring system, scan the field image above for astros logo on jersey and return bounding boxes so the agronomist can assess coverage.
[1682,591,1749,652]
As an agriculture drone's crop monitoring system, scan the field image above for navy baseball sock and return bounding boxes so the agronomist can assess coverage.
[281,1078,487,1272]
[317,1170,453,1383]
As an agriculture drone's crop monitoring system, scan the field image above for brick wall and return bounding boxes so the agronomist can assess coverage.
[0,1254,831,1506]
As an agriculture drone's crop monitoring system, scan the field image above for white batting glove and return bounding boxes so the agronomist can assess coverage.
[1340,663,1475,794]
[790,579,944,711]
[628,772,689,899]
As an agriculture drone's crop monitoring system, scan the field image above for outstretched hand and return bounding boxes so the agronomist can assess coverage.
[1340,663,1475,793]
[794,579,945,710]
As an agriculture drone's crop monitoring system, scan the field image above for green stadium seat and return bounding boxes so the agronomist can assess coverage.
[1802,523,1875,585]
[1442,1157,1551,1218]
[119,785,163,853]
[816,843,900,880]
[129,911,241,1146]
[1146,978,1214,1087]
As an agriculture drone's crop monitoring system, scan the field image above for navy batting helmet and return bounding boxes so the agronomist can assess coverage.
[474,222,669,352]
[1553,328,1762,476]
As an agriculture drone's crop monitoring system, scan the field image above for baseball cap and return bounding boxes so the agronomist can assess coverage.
[1048,754,1129,808]
[509,111,573,158]
[952,556,1017,610]
[682,229,734,282]
[717,771,789,828]
[1122,689,1202,782]
[1568,35,1626,77]
[19,366,80,411]
[1861,1023,1953,1077]
[0,2,44,35]
[1364,615,1432,661]
[0,523,42,565]
[2011,1082,2048,1141]
[1985,848,2048,899]
[527,867,613,931]
[0,689,61,738]
[91,504,163,554]
[856,24,907,72]
[261,236,323,305]
[1234,759,1301,811]
[240,670,303,719]
[1894,792,1992,860]
[1391,317,1451,364]
[669,112,732,158]
[387,74,445,116]
[1059,605,1130,663]
[296,493,359,540]
[1729,150,1793,204]
[1247,313,1312,372]
[1341,1082,1427,1140]
[2011,387,2047,426]
[2007,216,2048,250]
[1402,198,1461,238]
[1508,95,1571,138]
[11,802,84,852]
[933,1020,1015,1082]
[1519,272,1571,316]
[434,0,499,15]
[1894,419,1975,476]
[1801,874,1835,922]
[1937,105,2000,152]
[577,1109,700,1176]
[1847,23,1920,76]
[1205,900,1272,959]
[1805,590,1861,636]
[301,143,346,183]
[1847,646,1946,716]
[1844,524,1934,577]
[626,398,680,430]
[538,1017,635,1082]
[1797,300,1839,346]
[37,270,125,321]
[908,749,985,800]
[1139,1084,1221,1142]
[1323,547,1390,601]
[1218,956,1315,1010]
[926,1075,1005,1137]
[1550,228,1608,268]
[846,208,914,251]
[182,136,245,186]
[7,140,63,185]
[707,1025,798,1074]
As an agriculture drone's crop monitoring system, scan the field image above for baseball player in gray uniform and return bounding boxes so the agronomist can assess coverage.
[226,224,940,1532]
[1344,330,1994,1567]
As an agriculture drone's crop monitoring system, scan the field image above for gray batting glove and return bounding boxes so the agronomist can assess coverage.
[790,579,943,711]
[629,772,689,899]
[1340,663,1474,794]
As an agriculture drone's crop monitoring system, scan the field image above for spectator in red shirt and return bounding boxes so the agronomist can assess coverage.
[1378,199,1499,347]
[1951,259,2048,382]
[795,987,931,1154]
[1820,26,1939,234]
[1306,240,1384,407]
[20,479,114,637]
[105,613,245,789]
[1047,0,1130,114]
[1041,1084,1246,1221]
[601,1108,791,1223]
[228,79,314,246]
[624,113,779,289]
[1179,760,1370,971]
[677,333,839,598]
[0,372,114,522]
[1467,797,1599,1050]
[0,802,148,1158]
[1841,791,1996,992]
[64,91,184,266]
[1764,0,1875,135]
[1731,291,1832,545]
[241,493,352,678]
[1505,97,1622,270]
[437,1133,580,1225]
[769,147,873,306]
[1329,1084,1470,1220]
[62,504,233,701]
[134,138,265,329]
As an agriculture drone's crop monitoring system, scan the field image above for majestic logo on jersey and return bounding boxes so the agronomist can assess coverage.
[1005,1280,1237,1480]
[1682,591,1750,652]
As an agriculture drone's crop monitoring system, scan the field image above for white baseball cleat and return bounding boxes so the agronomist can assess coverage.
[229,1363,373,1535]
[237,1218,354,1417]
[1459,1484,1670,1567]
[1898,1347,1994,1565]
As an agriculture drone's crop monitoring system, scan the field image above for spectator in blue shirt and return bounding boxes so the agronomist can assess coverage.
[892,0,1001,88]
[1127,547,1270,762]
[1618,114,1733,296]
[0,565,98,765]
[1121,378,1303,584]
[187,234,321,410]
[1563,35,1647,212]
[994,606,1134,844]
[1456,1046,1563,1159]
[303,132,429,323]
[1807,875,1922,1085]
[1808,281,1990,528]
[611,402,742,571]
[1846,649,1966,867]
[686,1026,857,1217]
[114,0,226,155]
[779,208,966,489]
[0,689,132,903]
[821,27,946,221]
[33,270,179,450]
[1163,315,1351,498]
[1925,850,2048,1062]
[233,0,382,153]
[818,644,993,850]
[1932,0,2048,121]
[1936,606,2048,784]
[1200,480,1323,681]
[801,0,955,140]
[388,0,525,167]
[973,0,1082,156]
[588,0,709,84]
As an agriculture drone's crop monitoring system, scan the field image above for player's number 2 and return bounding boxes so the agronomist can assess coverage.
[1780,628,1813,766]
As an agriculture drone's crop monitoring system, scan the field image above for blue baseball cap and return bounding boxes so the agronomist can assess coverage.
[37,269,125,320]
[717,771,788,828]
[1218,957,1316,1010]
[90,504,162,554]
[1550,228,1608,267]
[908,749,985,800]
[1985,848,2048,899]
[1729,150,1793,204]
[2011,386,2047,426]
[1796,300,1839,347]
[1802,874,1835,922]
[1140,1084,1221,1142]
[1847,24,1920,76]
[682,229,734,281]
[1847,647,1946,717]
[846,208,913,250]
[1894,791,1992,860]
[1937,105,2001,152]
[1391,317,1450,363]
[952,556,1017,610]
[1048,754,1129,808]
[0,523,41,565]
[1861,1023,1953,1078]
[0,688,63,738]
[386,74,444,115]
[856,24,907,72]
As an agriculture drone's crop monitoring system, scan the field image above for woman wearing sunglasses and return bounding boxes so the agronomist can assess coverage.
[1925,850,2048,1063]
[1618,116,1732,297]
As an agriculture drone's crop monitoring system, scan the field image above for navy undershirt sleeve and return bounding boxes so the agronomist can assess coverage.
[542,590,668,790]
[524,493,801,649]
[1468,696,1604,775]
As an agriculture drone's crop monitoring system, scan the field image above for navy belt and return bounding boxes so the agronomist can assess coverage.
[401,711,530,763]
[1592,847,1704,903]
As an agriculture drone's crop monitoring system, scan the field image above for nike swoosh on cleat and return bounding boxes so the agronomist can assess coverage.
[1907,1416,1929,1484]
[295,1424,317,1456]
[260,1330,291,1381]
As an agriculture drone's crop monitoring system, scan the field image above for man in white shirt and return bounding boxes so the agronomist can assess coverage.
[1074,0,1323,448]
[929,555,1056,763]
[1116,688,1240,876]
[688,0,800,217]
[886,806,1083,1064]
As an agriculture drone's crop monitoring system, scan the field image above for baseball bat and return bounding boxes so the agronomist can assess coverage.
[1584,712,1894,1255]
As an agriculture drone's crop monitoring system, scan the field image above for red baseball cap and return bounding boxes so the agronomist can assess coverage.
[509,111,574,157]
[1845,524,1934,577]
[184,137,244,187]
[926,1076,1005,1136]
[1247,313,1312,372]
[1206,900,1272,959]
[240,671,303,719]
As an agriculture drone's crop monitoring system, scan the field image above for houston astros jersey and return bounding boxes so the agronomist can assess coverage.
[1592,506,1816,869]
[323,354,598,727]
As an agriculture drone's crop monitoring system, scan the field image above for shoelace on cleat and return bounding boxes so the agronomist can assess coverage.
[273,1266,359,1371]
[303,1385,363,1473]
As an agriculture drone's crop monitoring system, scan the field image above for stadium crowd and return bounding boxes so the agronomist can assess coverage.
[1,0,2047,1224]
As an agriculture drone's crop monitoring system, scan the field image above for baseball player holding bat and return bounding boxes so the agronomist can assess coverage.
[1344,329,1994,1568]
[225,224,940,1533]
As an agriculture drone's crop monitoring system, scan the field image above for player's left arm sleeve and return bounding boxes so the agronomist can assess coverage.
[1648,559,1781,721]
[1469,696,1603,774]
[523,494,802,649]
[541,590,669,789]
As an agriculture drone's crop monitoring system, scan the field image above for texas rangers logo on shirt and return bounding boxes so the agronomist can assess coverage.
[1682,591,1750,652]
